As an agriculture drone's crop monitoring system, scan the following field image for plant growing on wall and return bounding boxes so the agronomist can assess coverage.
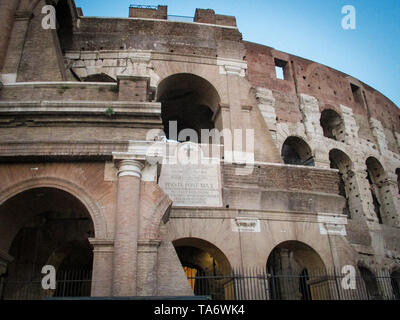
[105,107,115,118]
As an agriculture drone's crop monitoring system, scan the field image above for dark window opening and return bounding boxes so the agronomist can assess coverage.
[350,83,363,105]
[56,0,74,52]
[366,157,387,225]
[274,58,288,80]
[391,271,400,300]
[157,74,220,143]
[367,170,383,224]
[359,267,382,300]
[329,152,351,218]
[82,73,117,83]
[299,269,312,301]
[320,109,345,141]
[282,137,314,166]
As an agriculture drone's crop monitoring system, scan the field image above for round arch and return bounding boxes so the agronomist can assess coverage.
[266,240,326,274]
[281,136,315,166]
[173,237,232,275]
[0,186,96,299]
[172,237,232,299]
[266,240,328,300]
[365,157,389,225]
[157,73,221,142]
[329,148,354,217]
[320,109,345,141]
[0,177,107,240]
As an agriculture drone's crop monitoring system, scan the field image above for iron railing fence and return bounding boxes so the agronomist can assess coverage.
[1,267,399,301]
[186,267,400,301]
[167,15,194,23]
[0,269,92,300]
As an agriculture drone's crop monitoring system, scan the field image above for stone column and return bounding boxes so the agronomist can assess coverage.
[112,159,144,296]
[378,175,400,228]
[136,240,161,296]
[89,239,114,297]
[218,59,247,162]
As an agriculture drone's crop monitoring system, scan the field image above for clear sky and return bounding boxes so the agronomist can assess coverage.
[75,0,400,108]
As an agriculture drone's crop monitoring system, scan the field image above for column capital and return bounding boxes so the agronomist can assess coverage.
[115,159,144,178]
[89,238,114,253]
[112,151,146,178]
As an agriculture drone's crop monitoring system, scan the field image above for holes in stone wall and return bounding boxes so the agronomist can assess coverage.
[366,157,388,224]
[320,109,345,141]
[329,149,353,218]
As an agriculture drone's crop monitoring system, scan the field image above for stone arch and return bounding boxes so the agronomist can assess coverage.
[266,240,328,300]
[281,136,315,166]
[0,186,96,299]
[172,237,232,299]
[266,240,326,274]
[82,73,117,83]
[0,177,107,240]
[139,183,172,240]
[155,68,223,103]
[390,265,400,299]
[173,237,232,275]
[329,149,354,217]
[357,264,382,299]
[157,73,221,143]
[320,109,346,142]
[365,157,390,225]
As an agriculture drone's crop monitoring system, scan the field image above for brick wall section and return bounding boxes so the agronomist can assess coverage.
[194,9,216,24]
[0,86,117,101]
[0,0,19,70]
[17,0,65,81]
[243,41,400,140]
[65,18,242,57]
[222,163,340,195]
[129,6,167,19]
[118,76,149,102]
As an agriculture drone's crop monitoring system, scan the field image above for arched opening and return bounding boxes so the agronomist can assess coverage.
[157,74,221,143]
[266,241,327,300]
[390,268,400,300]
[329,149,353,218]
[82,73,117,83]
[0,188,94,300]
[55,0,74,52]
[365,157,387,224]
[396,168,400,194]
[358,266,381,300]
[173,238,231,299]
[320,109,345,142]
[281,137,314,166]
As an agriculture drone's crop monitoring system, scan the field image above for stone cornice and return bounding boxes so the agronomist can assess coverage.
[169,207,348,225]
[0,100,161,116]
[0,141,128,159]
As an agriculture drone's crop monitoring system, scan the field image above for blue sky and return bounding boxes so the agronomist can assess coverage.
[75,0,400,108]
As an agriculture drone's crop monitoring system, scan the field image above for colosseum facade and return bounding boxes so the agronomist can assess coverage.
[0,0,399,300]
